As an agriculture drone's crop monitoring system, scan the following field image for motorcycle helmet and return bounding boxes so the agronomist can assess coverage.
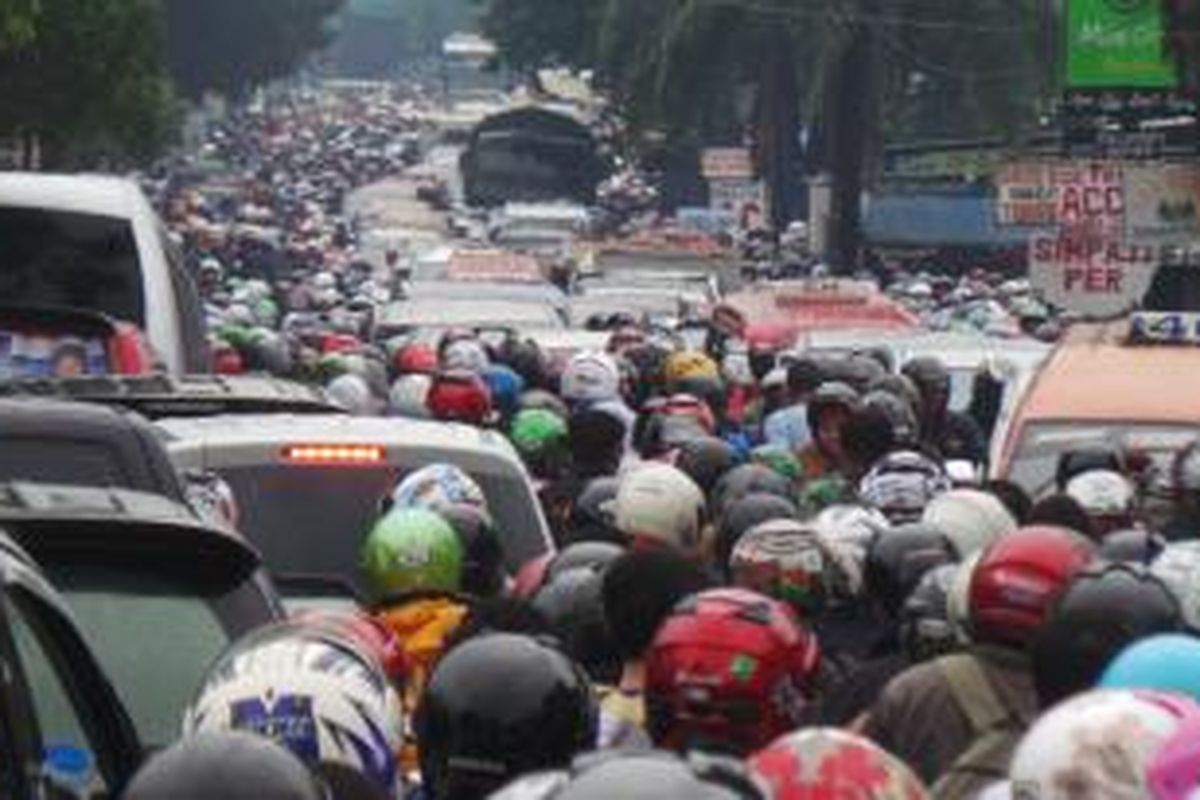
[561,352,620,405]
[750,445,802,483]
[922,489,1017,558]
[438,503,507,598]
[565,478,624,545]
[730,519,832,618]
[900,356,951,399]
[712,465,794,517]
[442,339,490,373]
[664,350,719,385]
[749,728,929,800]
[545,541,625,584]
[360,508,463,599]
[858,451,952,524]
[509,408,568,478]
[325,373,374,416]
[899,563,961,663]
[389,463,489,516]
[1151,542,1200,630]
[1099,528,1167,564]
[645,588,821,756]
[863,524,958,618]
[861,390,919,446]
[389,374,433,419]
[393,341,439,376]
[125,732,327,800]
[676,437,738,495]
[481,364,526,420]
[968,525,1096,648]
[1009,689,1199,800]
[1148,710,1200,800]
[533,568,621,684]
[715,493,800,572]
[415,633,597,800]
[805,381,861,437]
[427,369,493,425]
[1100,633,1200,703]
[184,624,404,797]
[1033,563,1184,708]
[614,463,707,558]
[1065,469,1136,536]
[519,389,570,420]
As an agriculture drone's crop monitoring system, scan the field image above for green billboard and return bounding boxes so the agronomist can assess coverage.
[1066,0,1177,88]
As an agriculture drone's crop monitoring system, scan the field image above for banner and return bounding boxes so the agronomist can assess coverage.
[1028,232,1157,317]
[1066,0,1176,89]
[1123,164,1200,243]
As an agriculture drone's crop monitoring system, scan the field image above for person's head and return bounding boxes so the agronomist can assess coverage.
[534,567,622,683]
[863,523,958,623]
[437,503,506,598]
[360,508,463,601]
[921,488,1017,558]
[645,588,821,756]
[1172,440,1200,511]
[841,405,899,479]
[715,493,799,575]
[805,382,860,464]
[729,519,833,619]
[1100,633,1200,704]
[614,463,708,560]
[602,550,712,663]
[1033,562,1183,709]
[750,729,928,800]
[1065,469,1137,539]
[415,633,597,800]
[785,357,824,402]
[1028,493,1094,540]
[900,357,951,426]
[568,406,626,477]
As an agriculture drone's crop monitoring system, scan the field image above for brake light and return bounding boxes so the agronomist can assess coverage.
[282,445,387,465]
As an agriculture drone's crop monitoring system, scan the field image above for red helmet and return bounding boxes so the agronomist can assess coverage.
[321,332,361,355]
[393,342,438,375]
[645,588,821,756]
[212,341,245,375]
[427,369,493,425]
[969,525,1096,648]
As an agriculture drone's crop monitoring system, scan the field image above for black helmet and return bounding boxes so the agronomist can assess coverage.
[676,437,738,495]
[1032,562,1184,709]
[1098,528,1168,564]
[866,373,922,412]
[715,493,799,571]
[533,567,621,684]
[712,465,793,516]
[439,503,506,598]
[861,390,918,445]
[415,633,597,800]
[805,381,860,434]
[566,478,624,545]
[863,523,957,615]
[899,563,960,663]
[489,750,764,800]
[546,541,625,583]
[901,356,951,396]
[124,732,327,800]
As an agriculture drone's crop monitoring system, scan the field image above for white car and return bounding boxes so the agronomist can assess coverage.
[0,173,208,373]
[155,414,553,595]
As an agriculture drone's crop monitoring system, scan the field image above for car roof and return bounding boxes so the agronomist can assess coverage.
[0,373,341,419]
[0,172,147,220]
[0,482,260,583]
[156,413,527,471]
[799,329,1051,370]
[1018,322,1200,425]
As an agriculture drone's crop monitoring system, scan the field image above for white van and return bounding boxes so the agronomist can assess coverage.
[0,173,209,374]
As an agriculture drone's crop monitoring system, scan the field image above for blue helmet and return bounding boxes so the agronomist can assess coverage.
[1100,633,1200,702]
[481,364,526,419]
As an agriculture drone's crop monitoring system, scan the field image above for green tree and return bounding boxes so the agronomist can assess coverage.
[0,0,40,49]
[164,0,346,100]
[0,0,176,168]
[476,0,603,73]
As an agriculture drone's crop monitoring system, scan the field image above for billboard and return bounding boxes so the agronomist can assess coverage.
[1066,0,1177,89]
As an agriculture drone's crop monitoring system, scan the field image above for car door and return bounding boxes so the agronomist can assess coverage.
[0,577,141,798]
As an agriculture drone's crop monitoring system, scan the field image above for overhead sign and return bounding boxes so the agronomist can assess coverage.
[701,148,755,180]
[445,249,543,283]
[1028,232,1157,317]
[1124,164,1200,243]
[1066,0,1177,89]
[997,161,1124,227]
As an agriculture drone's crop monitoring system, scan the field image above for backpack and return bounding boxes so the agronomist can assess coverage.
[930,654,1033,800]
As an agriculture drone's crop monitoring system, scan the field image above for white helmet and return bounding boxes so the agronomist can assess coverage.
[184,625,404,797]
[561,352,620,404]
[947,550,983,645]
[325,373,374,416]
[614,463,706,556]
[1008,689,1199,799]
[921,489,1016,558]
[1065,469,1135,516]
[388,374,432,419]
[858,451,951,524]
[813,504,889,600]
[1151,542,1200,630]
[442,339,490,373]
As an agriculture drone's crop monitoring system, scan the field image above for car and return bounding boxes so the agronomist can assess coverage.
[0,397,187,502]
[154,413,554,594]
[375,296,567,340]
[995,319,1200,500]
[0,173,209,374]
[0,482,282,748]
[0,527,142,796]
[717,279,921,342]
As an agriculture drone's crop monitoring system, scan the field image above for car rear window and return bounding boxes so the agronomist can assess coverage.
[0,207,144,325]
[45,564,235,747]
[218,464,547,591]
[0,439,130,487]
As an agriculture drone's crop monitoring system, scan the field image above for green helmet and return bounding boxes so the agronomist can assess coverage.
[750,444,802,482]
[509,408,568,456]
[361,508,463,598]
[800,475,852,515]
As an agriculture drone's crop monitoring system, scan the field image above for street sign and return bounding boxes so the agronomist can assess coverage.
[1065,0,1177,89]
[701,148,755,180]
[1124,164,1200,243]
[1029,231,1157,317]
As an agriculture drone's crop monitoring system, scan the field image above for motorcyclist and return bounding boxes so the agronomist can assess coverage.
[900,357,986,466]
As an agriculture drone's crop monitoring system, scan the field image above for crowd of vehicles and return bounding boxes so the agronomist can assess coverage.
[5,78,1200,800]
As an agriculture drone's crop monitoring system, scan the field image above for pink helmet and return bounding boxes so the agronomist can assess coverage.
[1148,710,1200,799]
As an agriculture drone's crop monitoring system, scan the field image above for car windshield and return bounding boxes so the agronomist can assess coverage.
[1006,421,1200,498]
[0,207,144,325]
[217,464,546,590]
[45,563,236,747]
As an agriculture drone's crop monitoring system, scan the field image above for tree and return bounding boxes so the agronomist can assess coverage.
[0,0,176,168]
[0,0,39,49]
[164,0,346,100]
[475,0,603,73]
